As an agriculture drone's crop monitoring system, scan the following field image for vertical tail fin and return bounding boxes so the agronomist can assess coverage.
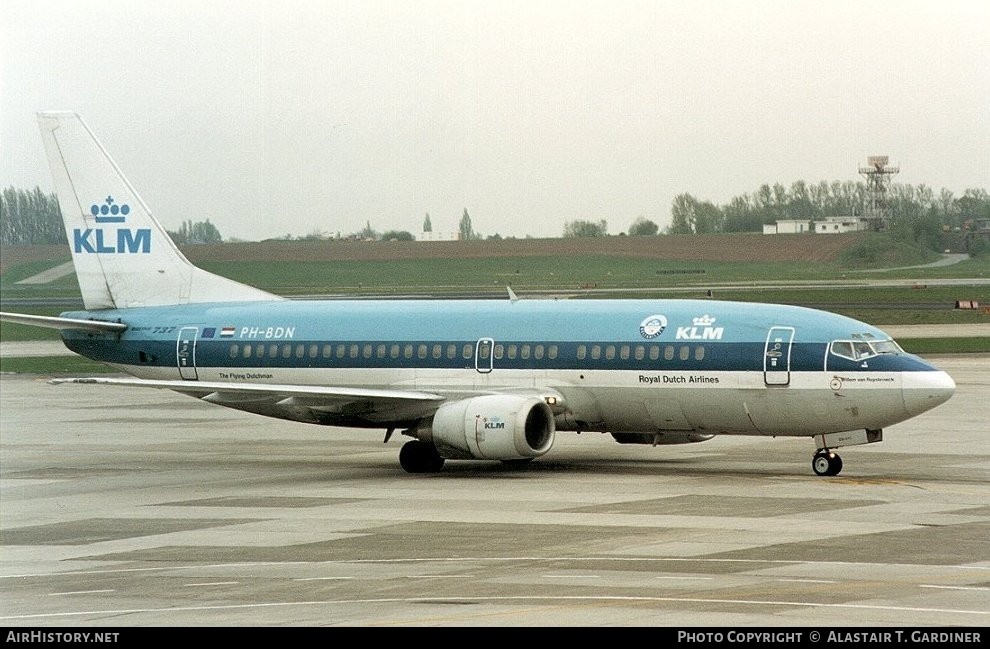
[37,111,278,310]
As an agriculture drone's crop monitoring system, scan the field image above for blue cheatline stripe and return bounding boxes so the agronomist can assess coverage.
[62,338,936,374]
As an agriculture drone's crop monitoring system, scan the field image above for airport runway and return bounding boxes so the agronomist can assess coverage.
[0,356,987,627]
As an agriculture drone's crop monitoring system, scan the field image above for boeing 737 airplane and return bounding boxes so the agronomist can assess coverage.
[1,112,956,476]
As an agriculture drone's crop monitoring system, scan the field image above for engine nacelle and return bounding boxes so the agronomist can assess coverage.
[416,395,555,461]
[610,432,715,445]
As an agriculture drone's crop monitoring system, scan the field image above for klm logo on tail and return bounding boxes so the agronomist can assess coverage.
[74,196,151,253]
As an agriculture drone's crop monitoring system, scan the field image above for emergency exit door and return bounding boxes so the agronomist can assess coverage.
[177,327,199,380]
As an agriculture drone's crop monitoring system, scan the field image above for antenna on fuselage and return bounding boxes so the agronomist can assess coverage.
[507,286,519,303]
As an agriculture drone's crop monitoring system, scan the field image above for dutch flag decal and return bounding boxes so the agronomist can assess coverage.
[220,326,236,337]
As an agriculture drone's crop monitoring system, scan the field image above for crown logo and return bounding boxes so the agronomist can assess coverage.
[692,314,716,327]
[91,196,130,223]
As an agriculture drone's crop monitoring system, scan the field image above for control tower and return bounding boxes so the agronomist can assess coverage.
[859,155,899,230]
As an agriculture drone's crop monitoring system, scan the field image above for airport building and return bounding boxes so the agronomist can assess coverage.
[763,217,869,235]
[815,216,871,233]
[763,219,811,234]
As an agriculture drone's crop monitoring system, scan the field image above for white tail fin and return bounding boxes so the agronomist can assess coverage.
[37,111,278,310]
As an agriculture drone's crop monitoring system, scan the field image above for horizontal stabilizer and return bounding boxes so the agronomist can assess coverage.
[0,311,127,333]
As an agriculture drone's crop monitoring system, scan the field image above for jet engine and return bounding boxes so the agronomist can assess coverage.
[414,394,555,460]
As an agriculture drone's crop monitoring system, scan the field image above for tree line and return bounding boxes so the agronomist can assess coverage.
[5,181,988,248]
[666,181,990,238]
[1,186,224,246]
[1,187,65,245]
[563,181,989,252]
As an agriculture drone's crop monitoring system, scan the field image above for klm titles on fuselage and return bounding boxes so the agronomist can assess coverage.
[674,315,724,341]
[641,314,725,341]
[73,196,151,254]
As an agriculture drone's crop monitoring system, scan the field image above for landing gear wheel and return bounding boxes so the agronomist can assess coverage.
[812,450,843,477]
[501,458,534,470]
[399,440,445,474]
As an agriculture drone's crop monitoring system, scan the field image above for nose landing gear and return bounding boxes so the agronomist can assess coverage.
[812,449,843,476]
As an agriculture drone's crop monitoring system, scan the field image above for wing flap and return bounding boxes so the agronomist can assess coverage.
[49,377,445,427]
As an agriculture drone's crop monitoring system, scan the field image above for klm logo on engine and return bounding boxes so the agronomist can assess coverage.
[73,196,151,254]
[676,314,725,340]
[483,417,506,430]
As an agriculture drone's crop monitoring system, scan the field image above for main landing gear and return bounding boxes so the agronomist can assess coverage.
[399,440,445,474]
[812,449,843,477]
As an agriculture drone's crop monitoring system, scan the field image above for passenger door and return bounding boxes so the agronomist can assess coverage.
[764,326,794,386]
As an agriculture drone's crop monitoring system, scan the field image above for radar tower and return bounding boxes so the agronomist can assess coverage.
[858,155,899,231]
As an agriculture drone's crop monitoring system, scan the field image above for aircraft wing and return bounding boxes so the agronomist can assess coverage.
[50,377,446,427]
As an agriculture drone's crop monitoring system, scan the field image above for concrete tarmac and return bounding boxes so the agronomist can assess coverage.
[0,356,987,627]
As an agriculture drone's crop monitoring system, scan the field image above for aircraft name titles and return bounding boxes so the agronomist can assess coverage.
[218,372,274,380]
[639,374,719,385]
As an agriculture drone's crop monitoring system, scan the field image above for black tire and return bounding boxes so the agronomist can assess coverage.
[812,450,842,477]
[827,453,843,476]
[399,440,445,474]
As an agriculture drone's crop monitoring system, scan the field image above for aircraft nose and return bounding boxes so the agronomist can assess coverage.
[902,370,956,417]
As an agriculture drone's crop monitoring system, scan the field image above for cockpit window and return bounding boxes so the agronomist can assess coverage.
[830,338,903,361]
[830,341,854,359]
[872,339,903,354]
[853,342,873,359]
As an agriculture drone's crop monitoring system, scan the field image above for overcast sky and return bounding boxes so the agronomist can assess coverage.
[2,0,988,241]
